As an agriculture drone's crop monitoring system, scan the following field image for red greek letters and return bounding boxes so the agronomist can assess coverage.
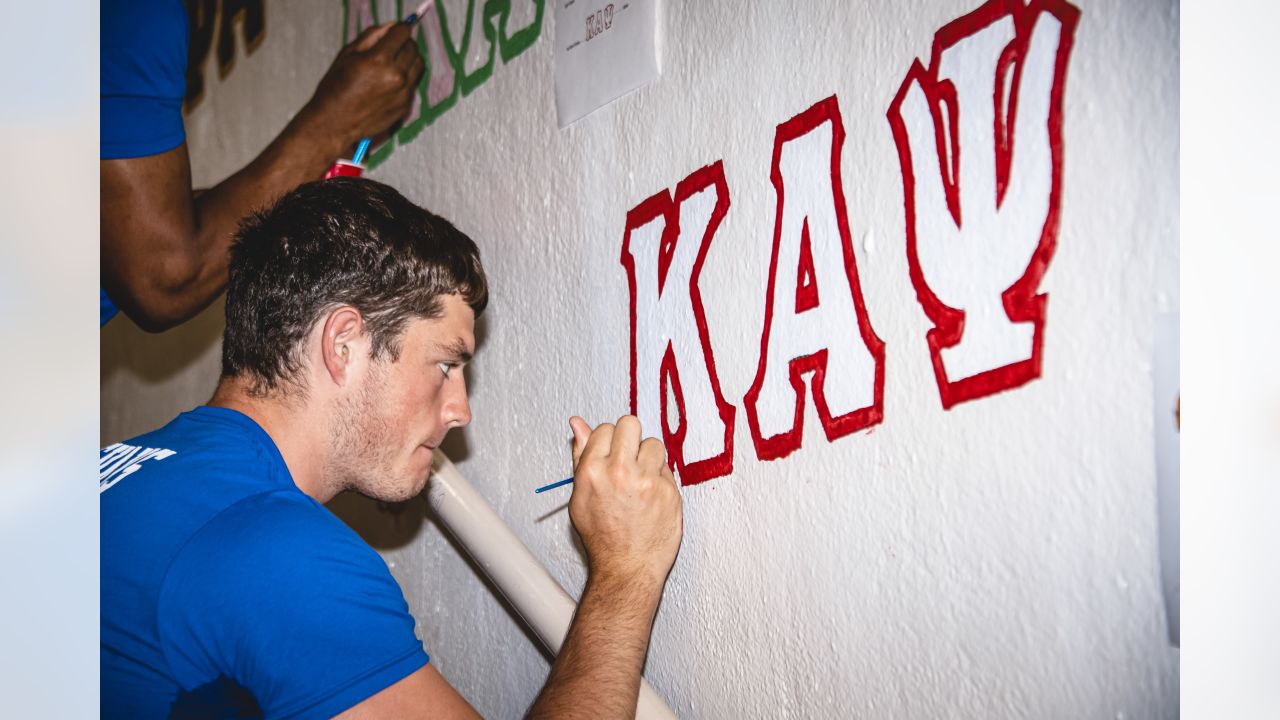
[617,0,1079,479]
[744,96,885,461]
[621,163,736,485]
[887,0,1079,408]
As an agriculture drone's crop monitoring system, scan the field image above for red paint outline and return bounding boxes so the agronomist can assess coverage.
[886,0,1079,409]
[621,162,736,485]
[744,95,887,462]
[794,219,820,313]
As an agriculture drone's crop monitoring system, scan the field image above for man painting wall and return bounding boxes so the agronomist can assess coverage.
[100,178,684,718]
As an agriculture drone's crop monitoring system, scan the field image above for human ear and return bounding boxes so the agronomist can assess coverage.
[320,306,366,386]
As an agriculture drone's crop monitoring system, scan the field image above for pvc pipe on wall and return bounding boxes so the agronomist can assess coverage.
[427,451,677,720]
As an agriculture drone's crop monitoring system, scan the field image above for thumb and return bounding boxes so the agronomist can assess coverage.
[569,416,591,469]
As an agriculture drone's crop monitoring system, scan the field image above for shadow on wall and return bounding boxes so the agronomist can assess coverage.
[101,297,227,387]
[100,298,225,446]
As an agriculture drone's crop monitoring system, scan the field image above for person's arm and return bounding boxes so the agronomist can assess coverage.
[526,415,683,719]
[332,665,481,720]
[101,22,424,332]
[331,415,682,719]
[525,562,668,719]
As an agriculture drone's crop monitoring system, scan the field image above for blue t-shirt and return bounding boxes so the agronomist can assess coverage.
[101,287,119,326]
[101,0,190,325]
[101,0,188,160]
[100,407,429,718]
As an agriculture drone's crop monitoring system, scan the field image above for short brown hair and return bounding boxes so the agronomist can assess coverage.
[221,177,488,395]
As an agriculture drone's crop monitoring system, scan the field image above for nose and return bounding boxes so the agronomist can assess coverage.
[443,372,472,429]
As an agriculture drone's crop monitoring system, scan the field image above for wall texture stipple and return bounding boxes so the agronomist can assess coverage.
[101,0,1180,717]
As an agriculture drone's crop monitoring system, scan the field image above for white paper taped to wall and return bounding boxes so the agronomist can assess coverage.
[554,0,661,127]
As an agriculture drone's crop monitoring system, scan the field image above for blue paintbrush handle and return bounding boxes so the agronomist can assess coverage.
[534,477,575,494]
[351,138,372,165]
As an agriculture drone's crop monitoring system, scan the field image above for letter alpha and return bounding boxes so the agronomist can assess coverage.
[745,95,886,461]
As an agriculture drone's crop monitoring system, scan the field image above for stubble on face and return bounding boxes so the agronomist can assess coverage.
[328,358,426,503]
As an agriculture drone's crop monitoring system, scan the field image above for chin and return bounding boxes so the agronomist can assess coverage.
[394,466,433,501]
[364,480,422,504]
[408,469,431,498]
[356,466,429,503]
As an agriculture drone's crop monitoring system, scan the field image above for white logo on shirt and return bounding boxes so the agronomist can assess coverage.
[100,443,177,493]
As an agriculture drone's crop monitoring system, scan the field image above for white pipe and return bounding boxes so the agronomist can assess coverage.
[428,451,677,720]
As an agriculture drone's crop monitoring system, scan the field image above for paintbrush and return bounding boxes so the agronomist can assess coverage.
[351,0,435,165]
[534,476,574,494]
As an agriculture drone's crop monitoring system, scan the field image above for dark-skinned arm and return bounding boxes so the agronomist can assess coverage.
[101,22,424,332]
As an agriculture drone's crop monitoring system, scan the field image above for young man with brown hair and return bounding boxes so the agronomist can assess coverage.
[100,178,683,718]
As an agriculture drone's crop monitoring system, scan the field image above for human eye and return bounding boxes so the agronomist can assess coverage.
[436,362,453,377]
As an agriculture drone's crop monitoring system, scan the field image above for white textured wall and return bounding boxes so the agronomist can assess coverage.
[101,0,1180,717]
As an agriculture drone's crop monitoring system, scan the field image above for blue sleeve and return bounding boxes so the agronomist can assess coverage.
[158,492,430,719]
[101,287,119,326]
[101,0,189,159]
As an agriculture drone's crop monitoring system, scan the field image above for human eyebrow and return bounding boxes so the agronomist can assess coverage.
[435,337,473,364]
